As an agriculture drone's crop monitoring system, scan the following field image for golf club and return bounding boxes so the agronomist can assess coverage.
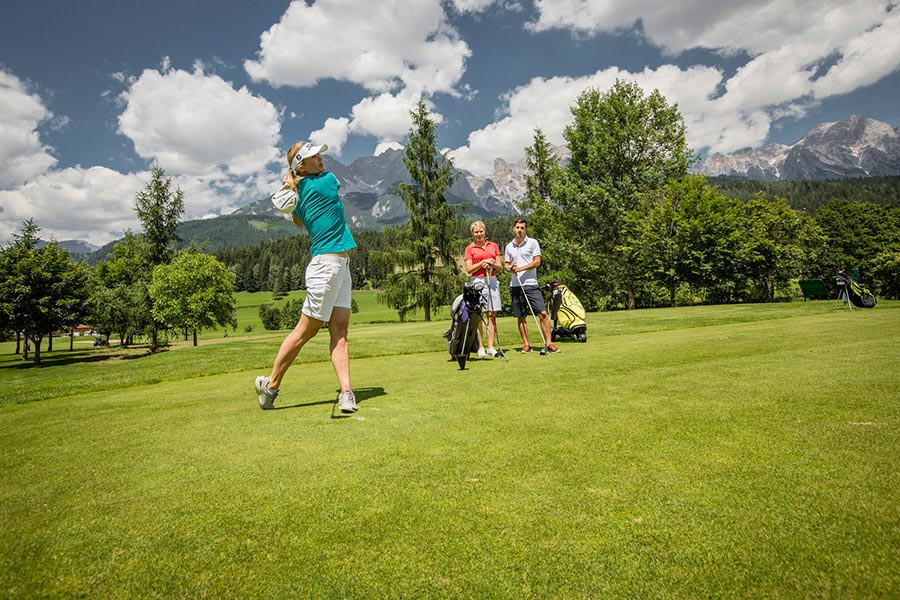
[514,271,547,349]
[483,266,508,361]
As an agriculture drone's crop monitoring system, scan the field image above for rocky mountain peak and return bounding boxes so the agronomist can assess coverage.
[694,115,900,180]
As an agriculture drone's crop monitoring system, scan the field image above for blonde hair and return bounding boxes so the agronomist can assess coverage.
[470,220,486,233]
[287,142,305,177]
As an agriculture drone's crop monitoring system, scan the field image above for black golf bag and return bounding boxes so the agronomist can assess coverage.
[443,281,484,369]
[837,270,876,308]
[543,279,587,342]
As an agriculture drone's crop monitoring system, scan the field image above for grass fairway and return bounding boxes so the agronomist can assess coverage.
[2,301,899,598]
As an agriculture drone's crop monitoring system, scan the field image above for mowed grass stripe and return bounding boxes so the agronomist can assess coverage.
[1,303,898,598]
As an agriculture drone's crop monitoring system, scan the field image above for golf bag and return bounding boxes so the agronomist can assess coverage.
[443,281,484,369]
[543,279,587,342]
[837,270,876,308]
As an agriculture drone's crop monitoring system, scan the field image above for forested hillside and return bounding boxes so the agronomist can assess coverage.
[214,216,516,294]
[709,175,900,213]
[175,214,298,252]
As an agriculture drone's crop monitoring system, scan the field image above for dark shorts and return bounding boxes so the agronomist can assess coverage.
[510,286,546,317]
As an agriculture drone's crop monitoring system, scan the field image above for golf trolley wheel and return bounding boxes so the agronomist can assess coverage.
[551,331,557,342]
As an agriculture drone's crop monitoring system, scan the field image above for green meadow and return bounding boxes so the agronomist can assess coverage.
[1,298,899,598]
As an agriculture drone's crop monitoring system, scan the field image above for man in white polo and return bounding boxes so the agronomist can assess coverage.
[504,218,559,355]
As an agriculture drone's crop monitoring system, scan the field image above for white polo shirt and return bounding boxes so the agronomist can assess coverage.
[505,236,541,288]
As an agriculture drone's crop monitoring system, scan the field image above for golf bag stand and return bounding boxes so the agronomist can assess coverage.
[836,269,876,309]
[444,281,484,369]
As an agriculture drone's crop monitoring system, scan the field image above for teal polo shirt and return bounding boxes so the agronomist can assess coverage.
[293,172,357,256]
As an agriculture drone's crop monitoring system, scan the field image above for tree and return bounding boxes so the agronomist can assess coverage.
[739,194,824,302]
[639,175,746,306]
[94,231,152,346]
[550,79,695,309]
[520,129,565,273]
[521,128,561,215]
[258,304,282,330]
[0,220,90,365]
[134,163,185,350]
[378,99,463,321]
[149,250,236,346]
[871,250,900,300]
[813,200,900,283]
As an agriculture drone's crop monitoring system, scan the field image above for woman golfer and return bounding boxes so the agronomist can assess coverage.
[255,142,358,413]
[464,220,503,358]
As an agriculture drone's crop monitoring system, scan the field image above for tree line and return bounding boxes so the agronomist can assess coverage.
[710,175,900,213]
[1,165,236,364]
[518,80,900,310]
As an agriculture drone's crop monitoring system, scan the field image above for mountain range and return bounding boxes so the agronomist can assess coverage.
[233,147,540,226]
[693,115,900,180]
[60,115,900,256]
[236,115,900,224]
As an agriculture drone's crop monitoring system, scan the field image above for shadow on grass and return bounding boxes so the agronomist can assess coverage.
[331,386,387,419]
[273,387,387,419]
[0,351,116,370]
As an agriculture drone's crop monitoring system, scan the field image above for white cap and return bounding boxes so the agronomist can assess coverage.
[291,142,328,169]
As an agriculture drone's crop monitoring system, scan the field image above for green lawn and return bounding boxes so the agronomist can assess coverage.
[2,301,899,598]
[227,289,443,338]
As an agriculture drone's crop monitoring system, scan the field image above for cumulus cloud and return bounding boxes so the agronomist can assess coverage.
[350,92,429,140]
[310,117,350,156]
[309,92,435,157]
[529,0,888,55]
[0,65,282,246]
[244,0,471,96]
[118,65,281,177]
[0,69,58,189]
[529,0,900,110]
[0,167,145,246]
[450,65,738,175]
[0,165,275,246]
[445,0,900,174]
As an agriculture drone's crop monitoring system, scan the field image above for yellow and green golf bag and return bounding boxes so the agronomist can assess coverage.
[544,280,587,342]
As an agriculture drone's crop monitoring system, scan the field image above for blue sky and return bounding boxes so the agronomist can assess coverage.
[2,0,899,245]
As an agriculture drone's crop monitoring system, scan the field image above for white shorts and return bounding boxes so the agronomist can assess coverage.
[302,254,352,321]
[471,276,501,313]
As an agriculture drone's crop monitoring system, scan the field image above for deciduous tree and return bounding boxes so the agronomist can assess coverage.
[550,79,695,309]
[149,250,236,346]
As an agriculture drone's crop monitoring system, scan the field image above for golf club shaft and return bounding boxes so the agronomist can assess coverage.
[515,271,547,347]
[484,267,508,361]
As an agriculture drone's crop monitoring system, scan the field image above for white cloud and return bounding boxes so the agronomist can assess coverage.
[0,165,275,246]
[0,69,57,189]
[307,92,434,157]
[244,0,471,96]
[450,65,739,175]
[117,66,281,177]
[0,167,145,246]
[529,1,889,55]
[528,1,900,107]
[450,0,496,12]
[310,117,350,156]
[813,10,900,97]
[349,92,428,141]
[0,65,283,246]
[444,0,900,174]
